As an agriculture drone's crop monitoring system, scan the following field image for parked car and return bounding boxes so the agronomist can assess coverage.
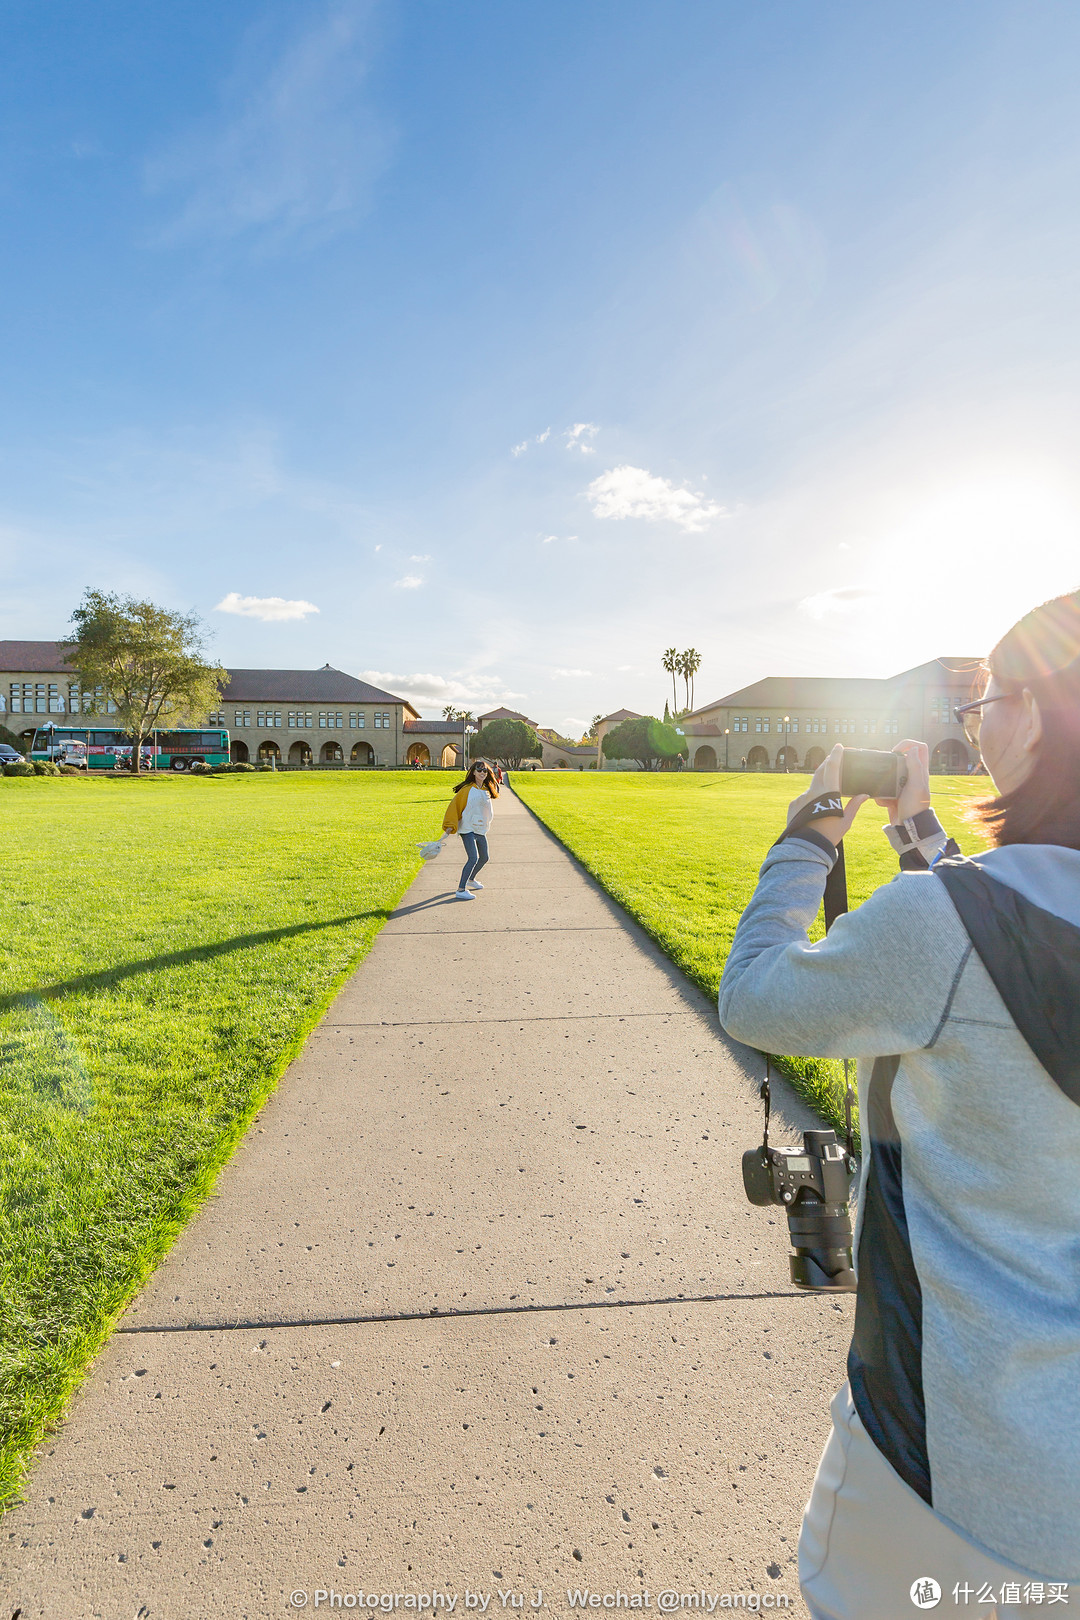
[0,742,26,764]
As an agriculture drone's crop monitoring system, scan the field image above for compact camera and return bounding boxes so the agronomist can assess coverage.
[839,747,908,799]
[742,1127,858,1293]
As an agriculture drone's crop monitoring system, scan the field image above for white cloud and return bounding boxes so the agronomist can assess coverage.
[797,586,877,620]
[566,422,599,454]
[511,428,552,457]
[409,553,432,562]
[394,573,424,589]
[551,668,592,678]
[557,717,590,737]
[214,591,319,621]
[145,3,387,246]
[586,465,726,532]
[360,670,527,711]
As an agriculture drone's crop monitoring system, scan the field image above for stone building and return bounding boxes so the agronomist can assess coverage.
[0,641,102,740]
[679,657,982,772]
[0,642,463,768]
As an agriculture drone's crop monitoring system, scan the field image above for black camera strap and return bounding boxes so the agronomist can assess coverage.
[758,800,857,1159]
[774,794,850,929]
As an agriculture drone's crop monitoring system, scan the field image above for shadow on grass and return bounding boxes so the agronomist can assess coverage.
[1,910,392,1013]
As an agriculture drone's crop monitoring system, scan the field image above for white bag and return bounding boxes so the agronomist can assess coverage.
[417,839,446,860]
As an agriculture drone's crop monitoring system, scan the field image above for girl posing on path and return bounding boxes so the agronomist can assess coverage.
[442,759,499,900]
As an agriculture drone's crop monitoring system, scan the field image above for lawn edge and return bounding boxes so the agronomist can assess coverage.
[0,854,425,1514]
[508,778,860,1148]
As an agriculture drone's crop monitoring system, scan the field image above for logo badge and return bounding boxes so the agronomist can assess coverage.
[910,1578,941,1609]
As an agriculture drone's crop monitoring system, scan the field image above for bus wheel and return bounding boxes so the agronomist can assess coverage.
[171,758,188,772]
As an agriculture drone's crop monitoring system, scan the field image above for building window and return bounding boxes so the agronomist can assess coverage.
[762,718,770,733]
[862,720,878,735]
[374,711,391,728]
[288,712,314,728]
[790,718,799,733]
[318,712,345,730]
[882,719,900,735]
[208,710,225,725]
[234,711,251,728]
[256,711,283,728]
[349,712,366,728]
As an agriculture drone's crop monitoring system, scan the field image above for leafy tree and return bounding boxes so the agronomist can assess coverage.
[475,716,543,769]
[0,723,26,753]
[64,591,226,775]
[588,713,602,741]
[601,715,687,771]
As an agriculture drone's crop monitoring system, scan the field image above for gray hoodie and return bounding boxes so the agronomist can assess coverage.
[718,834,1080,1577]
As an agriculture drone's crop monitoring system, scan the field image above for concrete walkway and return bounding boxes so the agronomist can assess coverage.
[3,787,852,1619]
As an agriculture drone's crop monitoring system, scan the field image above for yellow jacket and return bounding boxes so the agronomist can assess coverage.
[443,781,499,834]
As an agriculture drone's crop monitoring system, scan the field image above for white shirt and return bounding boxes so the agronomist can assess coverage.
[459,786,494,835]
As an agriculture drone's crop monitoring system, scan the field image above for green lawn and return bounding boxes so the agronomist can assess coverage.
[513,770,988,1133]
[0,771,446,1508]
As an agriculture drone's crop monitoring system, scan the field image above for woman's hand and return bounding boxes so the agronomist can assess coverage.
[786,743,869,848]
[875,740,932,824]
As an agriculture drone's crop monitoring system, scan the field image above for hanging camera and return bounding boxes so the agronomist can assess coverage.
[742,1059,858,1292]
[739,761,867,1292]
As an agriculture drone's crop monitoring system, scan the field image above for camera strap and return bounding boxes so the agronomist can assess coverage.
[775,795,850,928]
[759,803,856,1157]
[759,1058,772,1156]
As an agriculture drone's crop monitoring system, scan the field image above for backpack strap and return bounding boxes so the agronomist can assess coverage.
[935,858,1080,1105]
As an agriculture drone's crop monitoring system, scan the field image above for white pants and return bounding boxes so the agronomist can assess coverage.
[799,1383,1078,1620]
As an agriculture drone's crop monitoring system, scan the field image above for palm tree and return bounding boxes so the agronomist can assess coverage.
[676,650,690,712]
[684,648,701,712]
[662,648,679,717]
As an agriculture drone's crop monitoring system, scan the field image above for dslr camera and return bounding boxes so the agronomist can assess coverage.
[743,1127,858,1292]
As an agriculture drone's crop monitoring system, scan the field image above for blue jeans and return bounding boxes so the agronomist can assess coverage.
[459,832,489,889]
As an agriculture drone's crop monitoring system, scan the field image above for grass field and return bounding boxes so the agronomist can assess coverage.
[513,770,988,1132]
[0,770,447,1508]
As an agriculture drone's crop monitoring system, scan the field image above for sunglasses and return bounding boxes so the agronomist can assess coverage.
[953,691,1016,748]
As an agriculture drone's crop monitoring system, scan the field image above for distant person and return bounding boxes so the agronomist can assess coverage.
[740,755,747,771]
[719,590,1080,1617]
[442,759,499,900]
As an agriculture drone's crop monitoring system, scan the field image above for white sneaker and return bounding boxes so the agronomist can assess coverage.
[454,888,475,900]
[467,879,484,890]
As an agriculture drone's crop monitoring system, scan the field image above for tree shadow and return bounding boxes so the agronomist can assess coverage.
[0,911,392,1013]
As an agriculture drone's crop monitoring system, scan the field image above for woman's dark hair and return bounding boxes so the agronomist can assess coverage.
[972,590,1080,849]
[454,759,498,796]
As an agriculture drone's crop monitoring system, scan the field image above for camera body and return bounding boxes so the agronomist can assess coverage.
[742,1128,858,1292]
[839,748,907,799]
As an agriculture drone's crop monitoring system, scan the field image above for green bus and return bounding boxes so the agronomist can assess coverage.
[30,725,231,772]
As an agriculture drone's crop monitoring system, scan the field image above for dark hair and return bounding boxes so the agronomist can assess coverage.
[972,590,1080,849]
[454,759,498,797]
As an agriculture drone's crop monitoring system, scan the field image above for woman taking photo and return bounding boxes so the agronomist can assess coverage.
[720,591,1080,1617]
[442,758,499,900]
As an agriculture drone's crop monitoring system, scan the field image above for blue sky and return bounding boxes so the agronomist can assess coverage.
[3,2,1080,729]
